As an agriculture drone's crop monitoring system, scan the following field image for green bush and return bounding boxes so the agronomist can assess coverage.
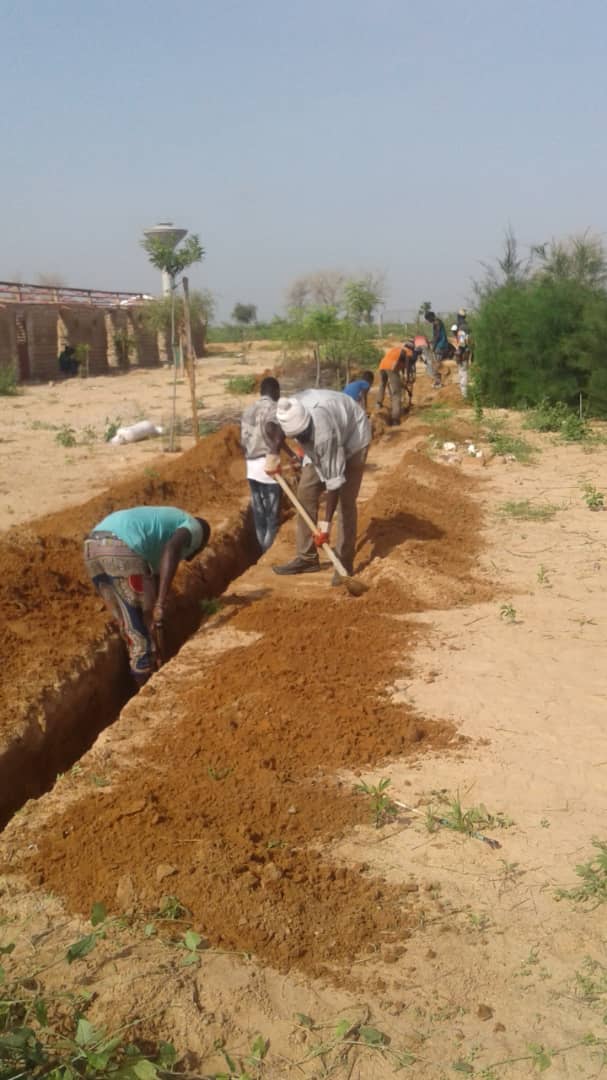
[524,399,588,441]
[225,375,256,394]
[0,364,18,396]
[473,274,607,418]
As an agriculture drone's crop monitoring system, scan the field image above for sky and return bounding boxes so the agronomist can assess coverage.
[1,0,606,320]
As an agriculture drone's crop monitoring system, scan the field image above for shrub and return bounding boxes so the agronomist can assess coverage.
[0,363,18,396]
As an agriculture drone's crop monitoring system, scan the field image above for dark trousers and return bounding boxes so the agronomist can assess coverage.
[249,480,281,552]
[376,369,402,421]
[296,448,368,573]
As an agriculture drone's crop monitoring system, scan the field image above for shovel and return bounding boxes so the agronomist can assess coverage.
[274,472,367,597]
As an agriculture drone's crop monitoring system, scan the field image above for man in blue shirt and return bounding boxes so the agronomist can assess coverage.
[84,506,210,686]
[342,370,375,411]
[425,311,448,389]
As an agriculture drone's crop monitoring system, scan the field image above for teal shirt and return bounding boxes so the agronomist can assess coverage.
[93,506,202,572]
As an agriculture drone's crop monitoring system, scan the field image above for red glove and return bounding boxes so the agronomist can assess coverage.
[313,520,330,548]
[264,454,282,476]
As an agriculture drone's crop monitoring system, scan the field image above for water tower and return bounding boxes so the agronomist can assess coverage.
[142,222,188,296]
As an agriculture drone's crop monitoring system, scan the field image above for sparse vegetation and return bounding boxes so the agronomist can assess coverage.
[498,500,560,522]
[54,424,77,448]
[354,777,398,828]
[200,598,222,617]
[581,481,605,510]
[0,903,175,1080]
[103,416,122,442]
[524,398,588,441]
[0,364,18,396]
[555,839,607,906]
[426,792,513,838]
[485,420,535,463]
[499,603,517,623]
[225,375,256,395]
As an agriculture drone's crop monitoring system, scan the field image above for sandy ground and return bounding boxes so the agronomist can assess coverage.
[0,342,283,529]
[2,375,607,1078]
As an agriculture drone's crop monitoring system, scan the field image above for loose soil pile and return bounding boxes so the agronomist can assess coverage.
[6,445,490,982]
[0,425,248,744]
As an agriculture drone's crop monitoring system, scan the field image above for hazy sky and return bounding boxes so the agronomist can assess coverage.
[1,0,606,319]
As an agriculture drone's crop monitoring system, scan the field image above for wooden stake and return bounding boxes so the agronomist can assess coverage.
[182,276,200,443]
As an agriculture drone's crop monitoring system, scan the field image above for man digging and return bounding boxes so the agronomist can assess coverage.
[84,506,211,686]
[268,389,371,582]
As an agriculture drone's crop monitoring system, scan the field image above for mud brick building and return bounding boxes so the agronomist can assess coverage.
[0,281,205,381]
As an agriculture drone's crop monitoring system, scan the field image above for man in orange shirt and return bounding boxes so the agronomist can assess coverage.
[376,344,407,425]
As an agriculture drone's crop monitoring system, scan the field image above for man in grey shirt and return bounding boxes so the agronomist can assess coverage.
[268,388,371,580]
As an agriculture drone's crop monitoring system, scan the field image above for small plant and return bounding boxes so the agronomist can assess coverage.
[426,792,513,837]
[143,467,161,480]
[103,416,122,442]
[54,424,77,448]
[225,375,256,395]
[574,956,607,1003]
[214,1034,269,1077]
[500,603,517,622]
[581,481,605,511]
[485,421,535,463]
[156,895,188,920]
[537,564,550,585]
[498,500,560,522]
[0,363,18,396]
[354,777,398,828]
[200,597,222,617]
[555,838,607,907]
[199,419,218,437]
[207,764,231,781]
[80,424,97,445]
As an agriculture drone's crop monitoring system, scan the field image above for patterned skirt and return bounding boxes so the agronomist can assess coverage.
[83,532,156,677]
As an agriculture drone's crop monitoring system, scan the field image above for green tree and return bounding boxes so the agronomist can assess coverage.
[141,233,204,450]
[343,275,384,325]
[231,302,257,326]
[473,230,607,417]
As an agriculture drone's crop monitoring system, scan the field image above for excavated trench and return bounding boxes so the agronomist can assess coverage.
[0,422,273,828]
[0,507,260,827]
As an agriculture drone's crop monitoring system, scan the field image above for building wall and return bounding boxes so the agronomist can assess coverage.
[25,306,60,381]
[127,309,160,367]
[9,302,163,381]
[59,306,108,376]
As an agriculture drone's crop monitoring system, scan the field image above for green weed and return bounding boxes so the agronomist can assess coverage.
[354,777,398,828]
[0,902,174,1079]
[555,839,607,906]
[574,957,607,1003]
[156,895,188,920]
[200,598,222,617]
[498,500,560,522]
[30,420,59,431]
[0,364,18,396]
[103,416,122,442]
[499,603,518,623]
[54,424,77,448]
[225,375,256,395]
[537,565,550,585]
[525,399,588,441]
[581,481,605,510]
[485,420,535,463]
[426,792,513,837]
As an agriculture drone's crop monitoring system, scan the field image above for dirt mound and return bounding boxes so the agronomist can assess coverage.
[10,445,489,981]
[0,426,248,741]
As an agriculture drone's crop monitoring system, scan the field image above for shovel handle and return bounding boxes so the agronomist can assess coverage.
[274,472,350,579]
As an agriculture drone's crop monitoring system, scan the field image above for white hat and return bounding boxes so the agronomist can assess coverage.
[451,324,458,332]
[458,308,467,317]
[276,396,311,437]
